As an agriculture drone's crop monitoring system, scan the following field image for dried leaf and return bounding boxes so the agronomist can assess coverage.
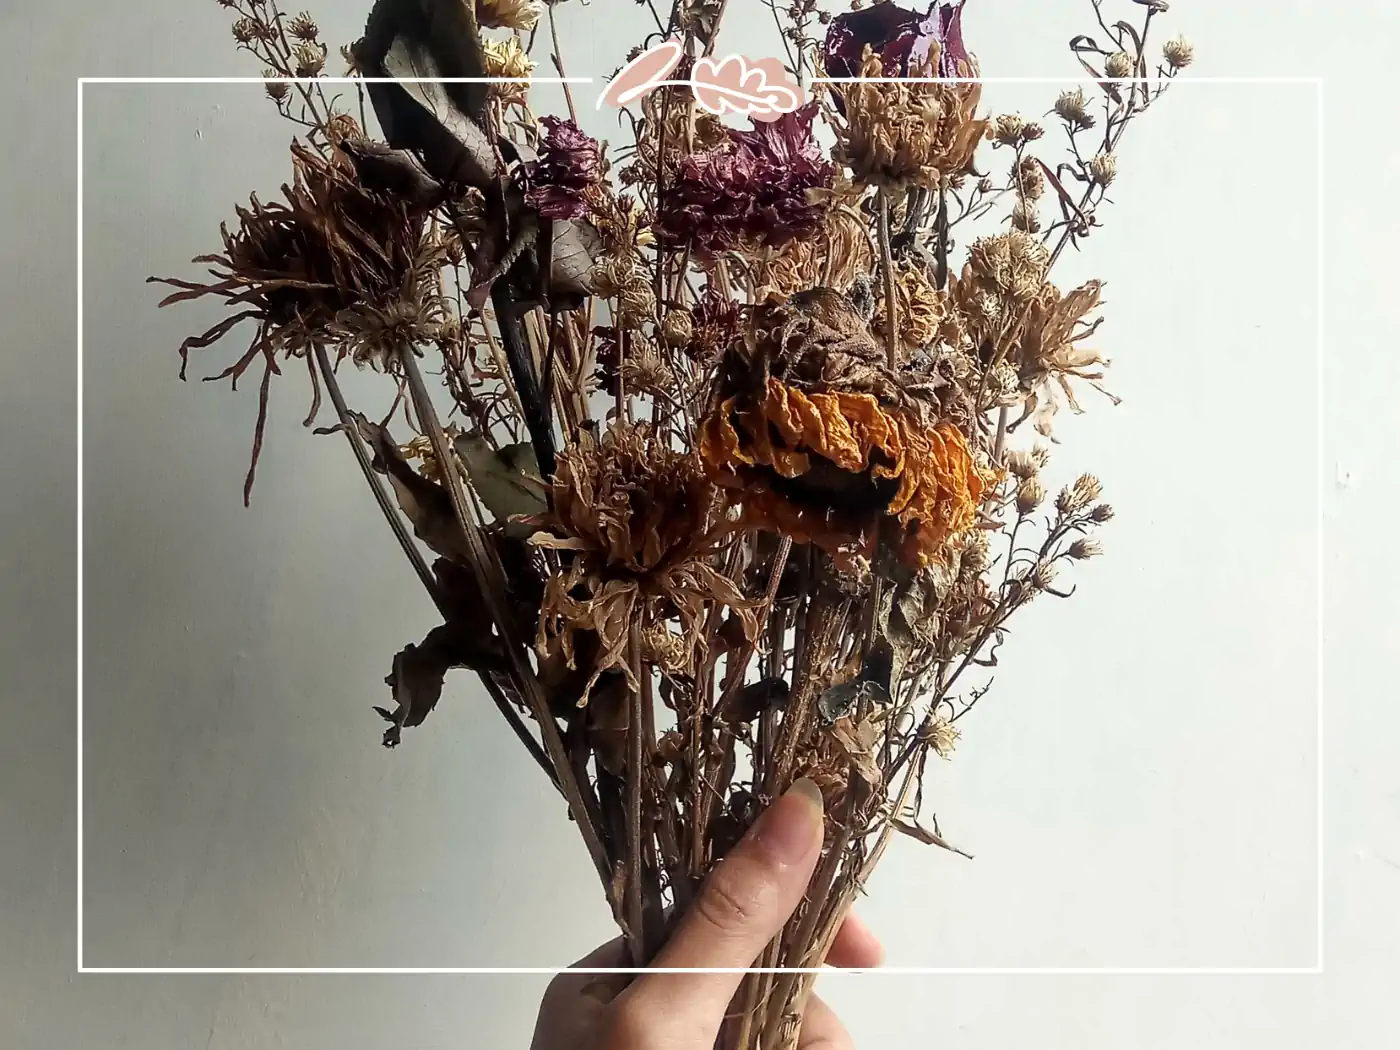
[378,620,505,746]
[893,817,975,859]
[730,677,791,724]
[816,678,889,726]
[350,412,471,565]
[357,0,499,189]
[827,714,882,787]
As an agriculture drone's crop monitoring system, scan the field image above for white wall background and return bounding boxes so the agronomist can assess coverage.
[3,0,1397,1046]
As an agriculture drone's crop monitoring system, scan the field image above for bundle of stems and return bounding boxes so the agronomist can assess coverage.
[154,1,1189,1045]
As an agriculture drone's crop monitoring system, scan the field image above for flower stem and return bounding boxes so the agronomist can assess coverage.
[876,189,898,368]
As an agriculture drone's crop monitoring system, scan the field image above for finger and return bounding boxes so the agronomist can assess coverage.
[796,994,854,1050]
[622,778,825,1032]
[540,937,631,1011]
[823,912,884,969]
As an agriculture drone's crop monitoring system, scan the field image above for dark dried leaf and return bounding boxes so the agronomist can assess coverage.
[379,620,506,746]
[356,0,499,188]
[730,676,791,723]
[893,817,975,859]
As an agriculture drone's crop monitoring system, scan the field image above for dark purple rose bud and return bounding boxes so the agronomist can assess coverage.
[824,1,973,80]
[521,116,604,221]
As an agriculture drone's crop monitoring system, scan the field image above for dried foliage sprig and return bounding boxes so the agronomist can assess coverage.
[157,1,1189,1045]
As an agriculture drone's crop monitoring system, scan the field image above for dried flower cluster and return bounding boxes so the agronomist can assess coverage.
[159,1,1187,1046]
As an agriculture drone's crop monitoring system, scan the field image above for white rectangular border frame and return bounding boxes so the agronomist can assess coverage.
[76,75,1326,976]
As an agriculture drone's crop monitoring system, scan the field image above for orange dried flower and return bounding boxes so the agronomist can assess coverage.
[699,297,993,566]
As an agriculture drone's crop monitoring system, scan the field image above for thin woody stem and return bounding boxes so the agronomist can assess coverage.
[877,190,898,368]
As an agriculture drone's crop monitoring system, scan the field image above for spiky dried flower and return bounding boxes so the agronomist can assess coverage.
[1015,476,1046,515]
[287,11,319,40]
[658,103,834,253]
[263,69,290,102]
[921,717,960,758]
[1056,473,1104,514]
[482,37,533,104]
[1054,87,1095,130]
[1004,448,1039,479]
[1104,51,1135,79]
[150,141,436,503]
[520,116,603,221]
[948,230,1051,359]
[1088,151,1118,187]
[1022,121,1045,141]
[1089,502,1116,523]
[1067,538,1103,560]
[293,42,326,77]
[1014,156,1045,200]
[993,113,1027,146]
[1163,35,1195,69]
[661,309,694,348]
[699,295,994,567]
[1010,279,1117,436]
[530,423,750,700]
[477,0,542,30]
[1011,198,1041,233]
[231,17,259,43]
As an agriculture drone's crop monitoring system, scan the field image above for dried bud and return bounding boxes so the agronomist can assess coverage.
[440,227,465,267]
[477,0,543,31]
[1011,198,1041,233]
[288,12,319,40]
[341,42,362,75]
[1032,443,1052,468]
[1089,502,1115,523]
[1088,152,1118,187]
[959,531,991,573]
[1031,562,1059,591]
[1016,477,1046,515]
[993,113,1027,146]
[231,17,258,43]
[1004,449,1039,479]
[661,309,694,347]
[263,69,290,102]
[977,176,996,194]
[1054,87,1095,130]
[920,717,960,758]
[1014,156,1045,200]
[1067,538,1103,560]
[1021,122,1045,141]
[1163,36,1195,70]
[294,42,326,77]
[1104,51,1135,79]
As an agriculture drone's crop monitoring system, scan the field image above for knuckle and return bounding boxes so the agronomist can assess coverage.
[692,861,767,934]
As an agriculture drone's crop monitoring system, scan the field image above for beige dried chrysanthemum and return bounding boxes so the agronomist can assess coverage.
[1163,36,1195,70]
[832,52,987,191]
[948,230,1052,361]
[476,0,542,31]
[482,37,533,105]
[992,113,1027,146]
[921,717,959,758]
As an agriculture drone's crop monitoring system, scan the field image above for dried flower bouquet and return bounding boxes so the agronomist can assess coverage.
[154,0,1190,1045]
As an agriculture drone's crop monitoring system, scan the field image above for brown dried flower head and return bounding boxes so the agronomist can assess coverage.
[871,262,945,355]
[150,141,437,502]
[530,423,749,700]
[1010,279,1118,436]
[288,11,319,40]
[699,294,994,567]
[1088,152,1118,187]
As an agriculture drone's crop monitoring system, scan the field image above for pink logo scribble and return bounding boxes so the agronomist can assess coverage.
[597,39,804,122]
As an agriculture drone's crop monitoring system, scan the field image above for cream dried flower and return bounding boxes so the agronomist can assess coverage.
[1016,477,1046,515]
[1104,51,1135,79]
[482,37,533,104]
[992,113,1027,146]
[476,0,542,31]
[1088,152,1118,187]
[1163,36,1195,70]
[1054,87,1095,130]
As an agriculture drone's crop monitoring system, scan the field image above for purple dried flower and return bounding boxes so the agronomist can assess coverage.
[521,116,604,221]
[824,1,973,80]
[657,102,834,253]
